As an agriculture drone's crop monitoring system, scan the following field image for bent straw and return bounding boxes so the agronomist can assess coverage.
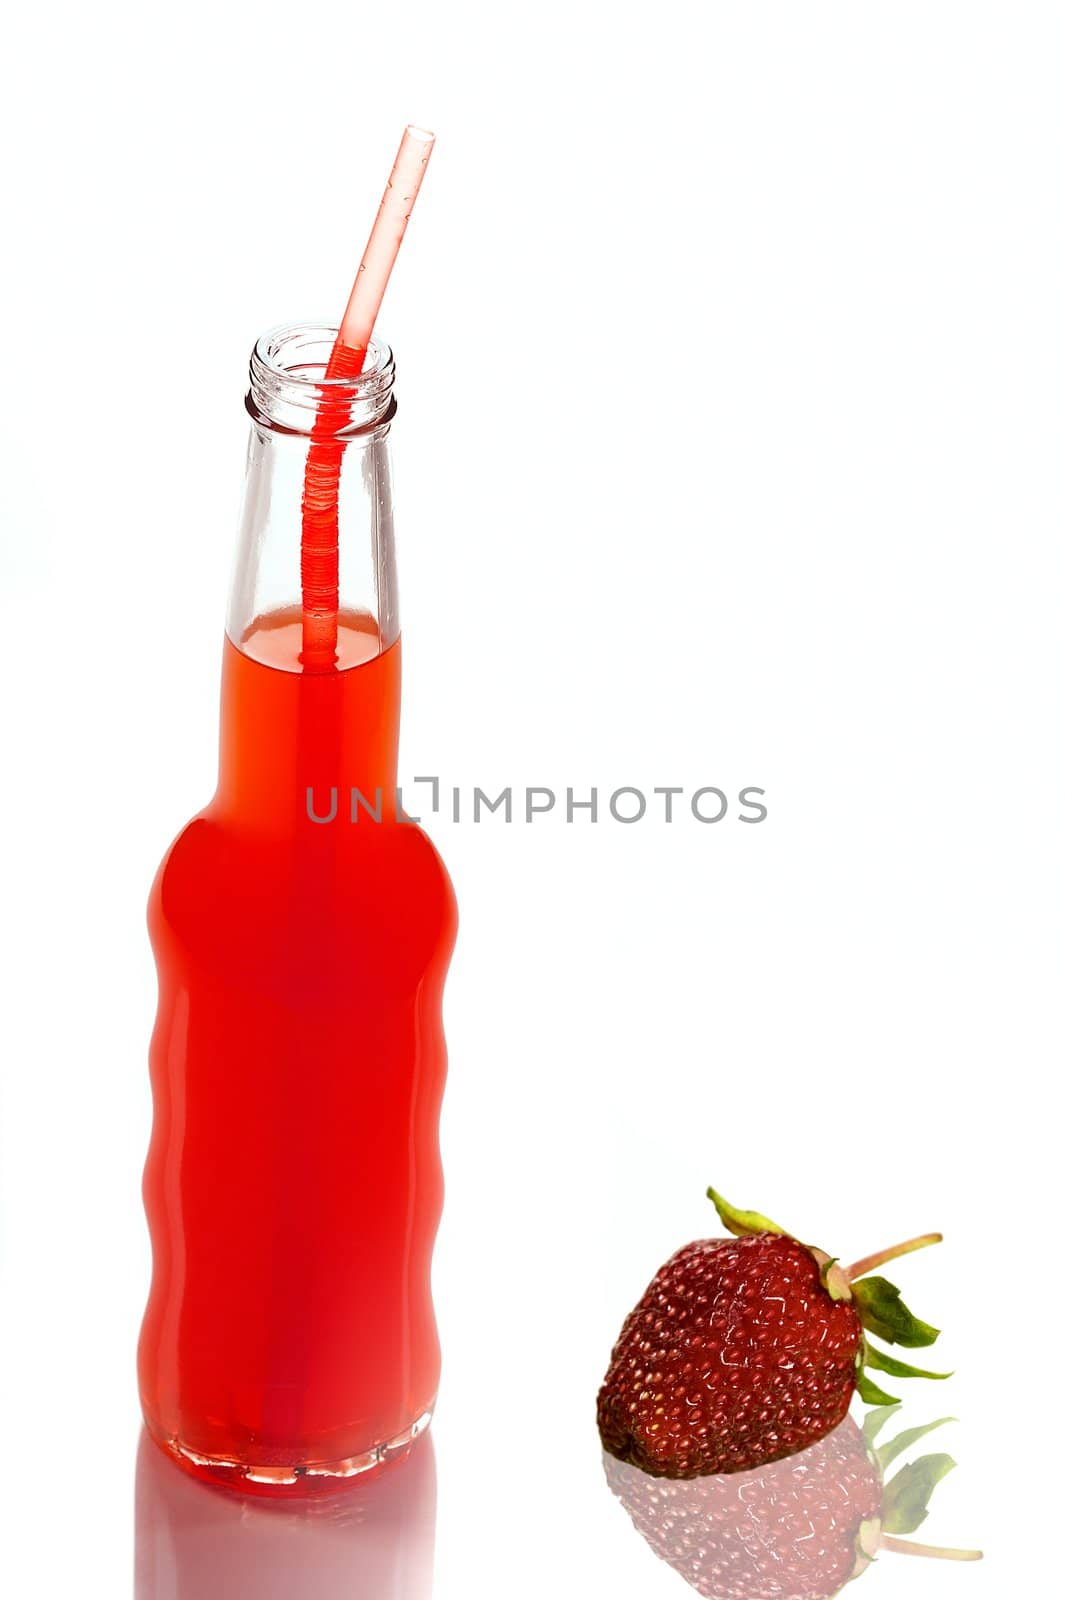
[300,126,436,668]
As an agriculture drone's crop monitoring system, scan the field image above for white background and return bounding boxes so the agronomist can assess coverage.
[1,3,1061,1595]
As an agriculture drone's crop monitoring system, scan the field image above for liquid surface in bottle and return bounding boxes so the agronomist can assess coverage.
[139,611,457,1488]
[240,606,384,671]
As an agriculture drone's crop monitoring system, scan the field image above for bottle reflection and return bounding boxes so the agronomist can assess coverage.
[135,1429,436,1599]
[604,1408,980,1600]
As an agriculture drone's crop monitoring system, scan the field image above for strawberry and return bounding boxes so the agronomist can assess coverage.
[597,1188,950,1479]
[604,1407,981,1599]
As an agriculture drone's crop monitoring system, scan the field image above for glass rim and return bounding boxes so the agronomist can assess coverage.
[251,321,394,389]
[248,321,396,435]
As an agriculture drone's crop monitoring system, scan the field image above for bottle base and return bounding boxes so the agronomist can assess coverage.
[145,1407,435,1496]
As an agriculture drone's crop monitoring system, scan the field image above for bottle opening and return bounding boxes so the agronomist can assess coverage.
[248,323,396,436]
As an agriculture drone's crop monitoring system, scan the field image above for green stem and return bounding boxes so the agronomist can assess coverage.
[880,1535,982,1561]
[846,1233,943,1281]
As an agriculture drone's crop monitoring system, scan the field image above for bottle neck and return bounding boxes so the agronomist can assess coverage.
[213,322,404,831]
[226,323,400,666]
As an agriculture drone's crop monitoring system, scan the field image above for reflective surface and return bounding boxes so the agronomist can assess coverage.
[135,1429,436,1599]
[120,1404,987,1600]
[603,1408,981,1600]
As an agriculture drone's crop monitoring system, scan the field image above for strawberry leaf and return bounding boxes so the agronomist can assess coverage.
[880,1453,956,1535]
[852,1276,940,1348]
[876,1417,955,1474]
[864,1343,951,1381]
[856,1367,900,1407]
[706,1187,787,1239]
[861,1404,902,1445]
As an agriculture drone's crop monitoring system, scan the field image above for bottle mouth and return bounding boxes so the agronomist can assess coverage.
[248,322,396,436]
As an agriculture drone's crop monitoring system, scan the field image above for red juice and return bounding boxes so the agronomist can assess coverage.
[140,608,457,1488]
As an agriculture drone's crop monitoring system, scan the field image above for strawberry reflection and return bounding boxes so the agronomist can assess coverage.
[135,1429,436,1600]
[603,1407,980,1600]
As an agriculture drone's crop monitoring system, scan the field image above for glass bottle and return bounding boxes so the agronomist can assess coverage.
[139,324,457,1489]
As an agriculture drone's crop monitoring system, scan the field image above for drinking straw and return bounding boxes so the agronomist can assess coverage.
[300,126,436,668]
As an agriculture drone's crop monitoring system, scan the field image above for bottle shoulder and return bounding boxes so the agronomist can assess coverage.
[152,809,452,883]
[148,812,456,982]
